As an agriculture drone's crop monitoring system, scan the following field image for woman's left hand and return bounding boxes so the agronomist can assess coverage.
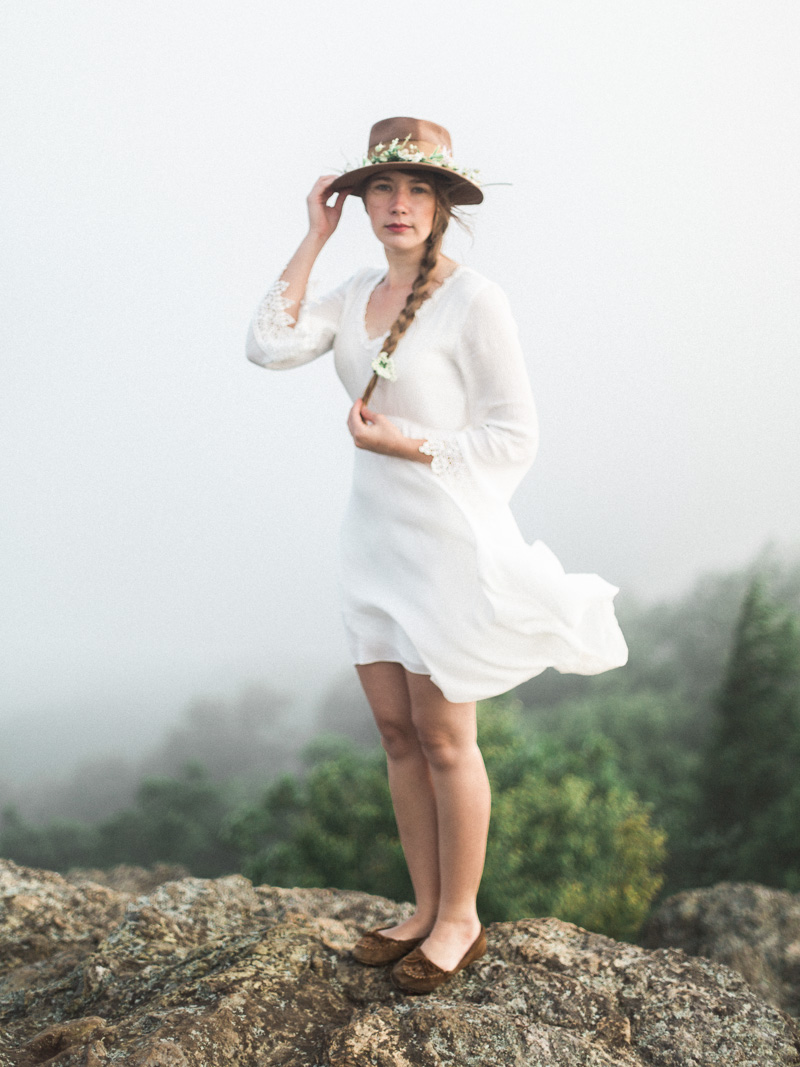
[347,399,414,459]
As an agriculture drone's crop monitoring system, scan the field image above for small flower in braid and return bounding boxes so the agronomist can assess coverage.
[362,184,455,405]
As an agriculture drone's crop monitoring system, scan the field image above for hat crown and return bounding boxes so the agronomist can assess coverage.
[368,117,452,156]
[324,115,482,206]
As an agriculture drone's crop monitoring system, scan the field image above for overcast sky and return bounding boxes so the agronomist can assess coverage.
[2,0,799,746]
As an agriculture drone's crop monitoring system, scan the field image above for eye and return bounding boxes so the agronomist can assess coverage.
[412,184,433,195]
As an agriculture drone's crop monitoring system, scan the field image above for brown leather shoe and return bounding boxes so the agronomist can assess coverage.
[350,928,426,966]
[391,926,487,993]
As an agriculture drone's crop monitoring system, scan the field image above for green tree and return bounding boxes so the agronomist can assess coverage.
[227,738,411,899]
[1,764,240,877]
[95,763,240,875]
[698,578,800,886]
[477,703,666,939]
[0,806,99,871]
[521,690,701,895]
[228,703,666,940]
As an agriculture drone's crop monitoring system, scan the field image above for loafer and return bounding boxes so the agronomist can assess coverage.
[351,927,427,966]
[391,925,487,993]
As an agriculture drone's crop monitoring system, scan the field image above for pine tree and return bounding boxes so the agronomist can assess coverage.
[700,578,800,885]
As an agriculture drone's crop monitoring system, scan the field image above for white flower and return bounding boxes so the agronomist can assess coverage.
[371,352,398,381]
[346,135,481,187]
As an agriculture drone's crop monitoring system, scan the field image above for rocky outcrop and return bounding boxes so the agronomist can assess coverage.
[1,859,798,1066]
[65,864,191,897]
[642,881,800,1018]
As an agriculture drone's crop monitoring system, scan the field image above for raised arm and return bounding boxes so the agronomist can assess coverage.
[278,175,350,322]
[246,176,352,369]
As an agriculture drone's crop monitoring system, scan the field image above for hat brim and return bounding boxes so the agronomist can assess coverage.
[326,161,483,206]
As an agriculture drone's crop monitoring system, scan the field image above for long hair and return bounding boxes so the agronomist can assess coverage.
[361,178,456,404]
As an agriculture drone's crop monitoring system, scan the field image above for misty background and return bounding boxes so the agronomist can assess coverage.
[2,1,799,809]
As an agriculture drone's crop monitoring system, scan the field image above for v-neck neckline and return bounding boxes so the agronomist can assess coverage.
[360,265,463,344]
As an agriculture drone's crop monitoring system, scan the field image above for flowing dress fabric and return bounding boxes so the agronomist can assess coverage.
[246,266,628,702]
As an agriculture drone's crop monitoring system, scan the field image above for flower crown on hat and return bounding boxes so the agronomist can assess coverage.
[326,117,483,205]
[357,135,480,186]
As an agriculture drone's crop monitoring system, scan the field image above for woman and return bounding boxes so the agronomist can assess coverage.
[246,117,628,994]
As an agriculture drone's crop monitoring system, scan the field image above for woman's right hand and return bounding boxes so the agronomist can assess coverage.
[307,175,350,243]
[271,176,350,327]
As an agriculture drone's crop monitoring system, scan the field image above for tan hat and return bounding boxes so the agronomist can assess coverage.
[326,116,483,206]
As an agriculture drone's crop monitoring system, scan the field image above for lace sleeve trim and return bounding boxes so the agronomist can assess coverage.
[254,277,297,343]
[419,436,467,480]
[253,274,325,346]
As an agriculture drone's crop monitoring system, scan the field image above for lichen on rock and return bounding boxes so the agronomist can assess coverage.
[643,881,800,1019]
[1,859,798,1066]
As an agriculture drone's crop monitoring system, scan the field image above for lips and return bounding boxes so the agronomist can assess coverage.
[386,224,411,232]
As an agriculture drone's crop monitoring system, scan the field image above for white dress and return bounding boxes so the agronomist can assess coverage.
[246,265,628,703]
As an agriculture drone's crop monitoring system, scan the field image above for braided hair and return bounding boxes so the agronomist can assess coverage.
[361,180,455,405]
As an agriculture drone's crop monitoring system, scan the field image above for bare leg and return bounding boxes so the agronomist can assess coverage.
[356,662,440,937]
[405,671,490,971]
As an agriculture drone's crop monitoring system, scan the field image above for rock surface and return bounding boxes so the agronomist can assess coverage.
[65,864,191,897]
[0,859,798,1066]
[643,881,800,1018]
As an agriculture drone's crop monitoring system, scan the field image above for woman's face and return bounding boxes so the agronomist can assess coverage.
[363,171,437,253]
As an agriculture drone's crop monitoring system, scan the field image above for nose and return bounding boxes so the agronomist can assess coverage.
[389,187,410,214]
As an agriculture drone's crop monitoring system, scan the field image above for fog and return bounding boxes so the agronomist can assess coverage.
[2,1,799,783]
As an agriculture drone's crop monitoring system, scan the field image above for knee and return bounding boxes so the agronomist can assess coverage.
[415,727,469,771]
[377,720,420,761]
